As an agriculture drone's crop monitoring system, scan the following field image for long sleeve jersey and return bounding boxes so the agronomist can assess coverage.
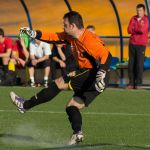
[36,29,110,69]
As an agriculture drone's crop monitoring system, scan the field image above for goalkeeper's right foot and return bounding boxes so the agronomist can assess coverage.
[10,91,27,113]
[68,131,84,145]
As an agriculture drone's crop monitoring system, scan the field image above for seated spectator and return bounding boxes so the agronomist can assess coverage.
[86,25,96,34]
[0,28,12,73]
[10,34,29,69]
[27,39,51,87]
[51,43,76,80]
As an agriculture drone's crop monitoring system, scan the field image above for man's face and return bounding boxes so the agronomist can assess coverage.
[63,18,74,36]
[137,7,145,18]
[87,28,95,34]
[0,35,3,43]
[35,39,40,45]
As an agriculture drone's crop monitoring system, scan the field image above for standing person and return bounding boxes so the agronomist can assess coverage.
[127,4,149,89]
[0,28,12,73]
[10,11,112,145]
[27,39,51,87]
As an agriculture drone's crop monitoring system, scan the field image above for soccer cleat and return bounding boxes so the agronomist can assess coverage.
[68,131,84,145]
[10,91,26,113]
[28,80,36,87]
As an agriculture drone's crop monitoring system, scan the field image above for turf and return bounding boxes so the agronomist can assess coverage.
[0,87,150,150]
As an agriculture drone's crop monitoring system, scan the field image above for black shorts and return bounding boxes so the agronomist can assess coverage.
[27,59,50,68]
[65,68,109,106]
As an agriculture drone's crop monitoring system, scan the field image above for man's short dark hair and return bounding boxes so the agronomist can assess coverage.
[136,4,145,11]
[63,11,84,29]
[0,28,4,37]
[86,25,95,30]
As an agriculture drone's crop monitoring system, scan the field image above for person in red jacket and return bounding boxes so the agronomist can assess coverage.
[127,3,149,89]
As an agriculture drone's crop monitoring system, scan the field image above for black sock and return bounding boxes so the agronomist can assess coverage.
[23,82,60,109]
[66,106,82,133]
[3,65,8,73]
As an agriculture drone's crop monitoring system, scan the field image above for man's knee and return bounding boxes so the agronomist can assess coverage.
[2,57,10,65]
[55,77,69,90]
[66,98,85,110]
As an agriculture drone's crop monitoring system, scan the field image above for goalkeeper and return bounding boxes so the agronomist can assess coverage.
[10,11,112,145]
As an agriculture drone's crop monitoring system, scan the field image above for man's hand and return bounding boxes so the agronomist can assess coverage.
[95,69,106,93]
[20,38,25,47]
[59,60,66,68]
[20,27,37,38]
[67,71,76,77]
[31,59,38,66]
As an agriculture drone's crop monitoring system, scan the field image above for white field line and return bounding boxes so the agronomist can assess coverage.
[1,109,150,117]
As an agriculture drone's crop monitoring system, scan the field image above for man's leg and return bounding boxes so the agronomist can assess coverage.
[65,69,101,145]
[42,59,51,87]
[28,67,35,87]
[10,76,69,113]
[135,45,146,87]
[128,44,135,88]
[66,98,85,145]
[66,90,100,145]
[2,57,9,73]
[43,66,50,87]
[50,60,57,80]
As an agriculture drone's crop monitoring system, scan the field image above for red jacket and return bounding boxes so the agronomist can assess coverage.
[128,15,149,46]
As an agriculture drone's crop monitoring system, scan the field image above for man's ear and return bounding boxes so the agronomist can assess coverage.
[70,23,76,29]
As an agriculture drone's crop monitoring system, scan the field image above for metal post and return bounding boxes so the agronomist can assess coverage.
[109,0,124,87]
[145,0,150,31]
[20,0,32,29]
[64,0,72,12]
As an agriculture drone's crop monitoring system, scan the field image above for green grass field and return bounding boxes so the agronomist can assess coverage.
[0,87,150,150]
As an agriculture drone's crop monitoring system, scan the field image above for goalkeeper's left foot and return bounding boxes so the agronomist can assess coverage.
[68,131,84,145]
[10,91,27,113]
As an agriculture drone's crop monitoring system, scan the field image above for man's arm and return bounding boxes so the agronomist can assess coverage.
[36,55,49,63]
[53,56,66,68]
[84,34,110,92]
[36,31,68,42]
[127,17,135,34]
[56,44,66,61]
[30,54,36,60]
[20,27,68,42]
[134,18,149,34]
[84,35,110,69]
[20,38,29,60]
[0,48,11,58]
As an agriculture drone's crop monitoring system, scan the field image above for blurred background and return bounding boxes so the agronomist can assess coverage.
[0,0,150,86]
[0,0,150,60]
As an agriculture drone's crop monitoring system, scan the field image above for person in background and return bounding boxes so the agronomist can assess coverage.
[86,25,96,34]
[10,34,29,70]
[127,3,149,89]
[27,39,51,87]
[51,43,76,80]
[0,28,12,73]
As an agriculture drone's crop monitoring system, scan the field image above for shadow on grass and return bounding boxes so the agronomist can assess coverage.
[0,134,149,150]
[0,133,35,142]
[37,143,150,150]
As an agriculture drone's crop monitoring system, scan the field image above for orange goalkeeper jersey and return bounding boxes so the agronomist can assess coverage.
[40,29,109,69]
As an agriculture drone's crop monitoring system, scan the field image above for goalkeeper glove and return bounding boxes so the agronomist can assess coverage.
[20,27,37,38]
[95,69,106,93]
